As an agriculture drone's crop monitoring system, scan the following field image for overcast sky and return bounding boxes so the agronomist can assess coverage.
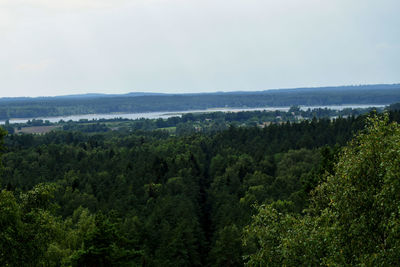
[0,0,399,97]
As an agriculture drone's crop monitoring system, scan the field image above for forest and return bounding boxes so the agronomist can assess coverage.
[0,84,399,120]
[1,107,400,266]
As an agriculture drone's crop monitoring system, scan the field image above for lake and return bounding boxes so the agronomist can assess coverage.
[0,104,386,124]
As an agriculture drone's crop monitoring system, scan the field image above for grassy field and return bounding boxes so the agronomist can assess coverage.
[158,126,176,133]
[15,126,60,134]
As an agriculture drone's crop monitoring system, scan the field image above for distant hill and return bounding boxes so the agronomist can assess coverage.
[0,84,399,120]
[0,92,166,102]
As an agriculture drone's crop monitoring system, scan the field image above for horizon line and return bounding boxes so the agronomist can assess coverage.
[1,82,399,99]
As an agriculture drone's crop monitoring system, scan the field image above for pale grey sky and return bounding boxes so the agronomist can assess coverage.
[0,0,399,97]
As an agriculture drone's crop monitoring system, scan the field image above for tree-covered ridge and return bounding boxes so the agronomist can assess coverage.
[0,84,398,120]
[1,111,400,265]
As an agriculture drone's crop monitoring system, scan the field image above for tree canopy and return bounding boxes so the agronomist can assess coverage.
[244,113,400,265]
[2,111,400,265]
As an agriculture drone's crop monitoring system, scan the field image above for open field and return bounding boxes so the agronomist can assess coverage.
[15,125,60,134]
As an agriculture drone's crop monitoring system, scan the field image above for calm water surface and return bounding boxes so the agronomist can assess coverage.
[1,105,386,124]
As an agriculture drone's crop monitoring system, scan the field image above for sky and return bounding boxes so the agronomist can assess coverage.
[0,0,399,97]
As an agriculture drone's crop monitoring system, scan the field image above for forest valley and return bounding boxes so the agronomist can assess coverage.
[1,108,400,266]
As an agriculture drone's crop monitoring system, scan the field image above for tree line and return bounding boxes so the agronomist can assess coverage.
[0,84,398,120]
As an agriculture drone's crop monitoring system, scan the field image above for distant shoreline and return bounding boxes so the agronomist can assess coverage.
[0,104,386,125]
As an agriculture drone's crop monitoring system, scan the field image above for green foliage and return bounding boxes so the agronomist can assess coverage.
[69,212,142,267]
[244,113,400,265]
[3,112,400,265]
[209,224,243,266]
[0,184,60,266]
[312,113,400,264]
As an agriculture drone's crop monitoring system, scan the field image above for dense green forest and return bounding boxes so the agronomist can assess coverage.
[2,108,400,266]
[0,84,398,120]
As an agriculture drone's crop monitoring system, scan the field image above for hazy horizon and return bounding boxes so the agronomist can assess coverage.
[1,0,399,98]
[0,83,398,99]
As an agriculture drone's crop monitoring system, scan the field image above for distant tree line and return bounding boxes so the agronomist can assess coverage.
[0,85,399,120]
[7,106,382,135]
